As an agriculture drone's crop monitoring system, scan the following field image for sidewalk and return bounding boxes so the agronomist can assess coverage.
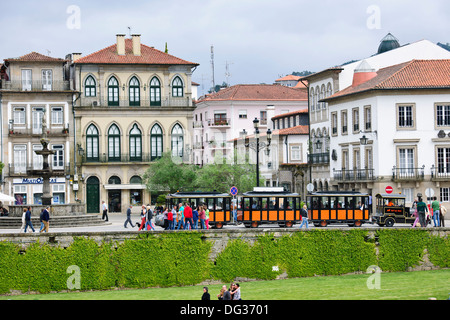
[0,212,165,234]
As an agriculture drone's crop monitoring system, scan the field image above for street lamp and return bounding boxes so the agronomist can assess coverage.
[242,117,272,187]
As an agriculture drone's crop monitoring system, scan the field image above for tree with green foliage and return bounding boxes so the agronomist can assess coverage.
[142,152,197,193]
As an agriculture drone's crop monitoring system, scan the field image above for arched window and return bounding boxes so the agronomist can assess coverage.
[108,124,121,161]
[151,124,163,161]
[108,176,121,184]
[310,88,315,112]
[129,124,142,161]
[130,175,142,184]
[86,124,99,162]
[129,77,140,106]
[150,77,161,106]
[172,76,183,97]
[108,76,119,106]
[85,76,96,97]
[171,123,183,157]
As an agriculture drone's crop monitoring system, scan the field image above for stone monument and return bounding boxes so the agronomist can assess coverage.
[33,114,55,206]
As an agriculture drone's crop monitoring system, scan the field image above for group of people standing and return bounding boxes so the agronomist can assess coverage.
[123,202,211,231]
[164,202,210,231]
[412,196,446,228]
[201,283,241,300]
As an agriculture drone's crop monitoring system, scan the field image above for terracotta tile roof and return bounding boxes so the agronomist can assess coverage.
[229,124,309,142]
[276,125,309,136]
[272,108,308,120]
[5,52,66,62]
[324,59,450,101]
[75,38,198,66]
[198,84,307,102]
[275,74,301,81]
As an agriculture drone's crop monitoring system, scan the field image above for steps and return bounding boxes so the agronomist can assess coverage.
[0,215,109,229]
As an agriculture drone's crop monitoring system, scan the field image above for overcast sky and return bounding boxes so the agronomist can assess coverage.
[1,0,449,95]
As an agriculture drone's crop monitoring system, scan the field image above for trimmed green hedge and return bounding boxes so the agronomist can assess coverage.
[0,229,448,294]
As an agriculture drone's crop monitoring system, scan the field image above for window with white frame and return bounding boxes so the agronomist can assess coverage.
[51,107,63,125]
[13,107,26,125]
[402,188,414,203]
[290,145,302,161]
[52,145,64,169]
[436,104,450,127]
[239,110,247,119]
[33,145,43,170]
[14,145,27,173]
[52,184,65,204]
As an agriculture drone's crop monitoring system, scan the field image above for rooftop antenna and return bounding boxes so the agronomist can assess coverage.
[211,45,215,89]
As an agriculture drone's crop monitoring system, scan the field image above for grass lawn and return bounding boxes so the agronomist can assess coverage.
[1,269,449,300]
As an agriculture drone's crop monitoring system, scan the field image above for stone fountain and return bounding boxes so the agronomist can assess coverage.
[33,115,55,206]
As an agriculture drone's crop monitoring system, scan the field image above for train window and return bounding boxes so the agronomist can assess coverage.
[320,196,329,209]
[243,198,250,209]
[347,197,355,209]
[216,198,224,209]
[286,197,293,209]
[251,197,260,209]
[207,198,214,210]
[295,198,300,210]
[269,198,276,209]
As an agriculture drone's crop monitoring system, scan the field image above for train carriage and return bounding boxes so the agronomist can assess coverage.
[306,191,371,227]
[166,191,232,229]
[237,187,302,228]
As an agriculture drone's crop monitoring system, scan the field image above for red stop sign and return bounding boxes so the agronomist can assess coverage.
[385,186,393,194]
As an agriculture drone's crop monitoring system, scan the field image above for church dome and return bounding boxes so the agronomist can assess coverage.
[377,33,400,54]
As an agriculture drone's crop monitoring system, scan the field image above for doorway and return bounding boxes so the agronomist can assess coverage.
[86,176,100,213]
[108,190,121,213]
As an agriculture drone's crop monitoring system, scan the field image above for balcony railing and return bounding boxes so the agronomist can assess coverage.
[207,118,230,127]
[392,166,425,181]
[82,153,155,164]
[79,97,192,108]
[8,127,69,137]
[2,80,70,91]
[308,152,330,165]
[8,164,70,177]
[431,165,450,180]
[333,168,375,181]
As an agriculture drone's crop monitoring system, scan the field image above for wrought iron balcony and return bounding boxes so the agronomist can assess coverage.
[431,165,450,180]
[308,152,330,165]
[81,153,153,164]
[333,168,376,181]
[392,166,425,181]
[2,80,70,91]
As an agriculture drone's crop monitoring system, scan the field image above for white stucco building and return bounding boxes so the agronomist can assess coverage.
[323,59,450,206]
[303,34,450,194]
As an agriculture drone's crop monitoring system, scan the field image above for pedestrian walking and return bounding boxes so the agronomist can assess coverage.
[417,196,428,227]
[167,206,174,230]
[39,208,45,232]
[19,208,27,232]
[102,200,109,222]
[222,285,231,300]
[431,197,440,227]
[40,206,50,232]
[24,206,35,233]
[138,205,147,231]
[124,205,135,228]
[411,199,420,228]
[299,204,309,229]
[145,205,155,231]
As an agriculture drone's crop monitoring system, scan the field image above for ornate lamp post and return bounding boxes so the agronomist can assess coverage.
[241,117,272,187]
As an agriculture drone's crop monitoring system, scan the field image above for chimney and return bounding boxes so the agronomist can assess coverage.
[352,60,377,87]
[132,34,141,56]
[266,105,275,129]
[116,34,126,55]
[72,53,82,62]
